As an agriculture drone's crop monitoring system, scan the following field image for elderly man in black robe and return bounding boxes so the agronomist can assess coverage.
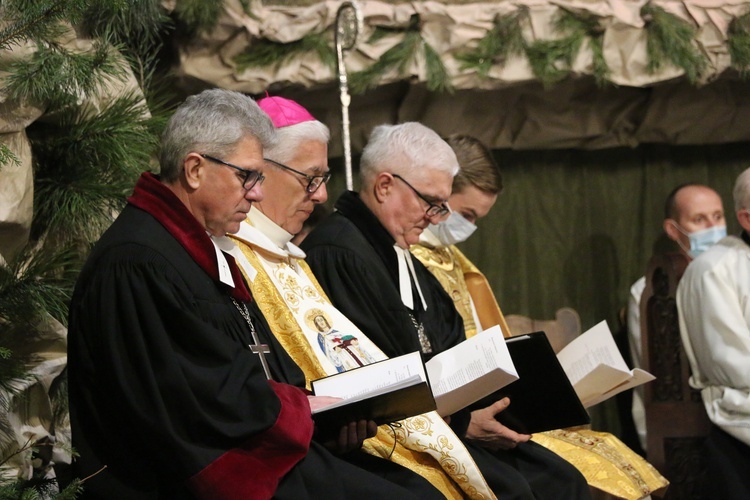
[302,122,591,499]
[66,89,424,499]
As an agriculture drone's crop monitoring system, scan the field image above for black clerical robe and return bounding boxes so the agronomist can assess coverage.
[67,174,420,499]
[300,191,465,361]
[302,191,592,500]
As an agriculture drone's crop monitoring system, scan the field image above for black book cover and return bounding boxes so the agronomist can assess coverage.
[310,353,437,439]
[311,380,436,439]
[471,331,590,434]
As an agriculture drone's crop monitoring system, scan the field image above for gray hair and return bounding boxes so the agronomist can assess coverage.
[263,120,330,164]
[359,122,459,187]
[733,167,750,212]
[158,89,277,182]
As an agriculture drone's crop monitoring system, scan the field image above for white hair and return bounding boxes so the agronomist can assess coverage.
[359,122,459,188]
[734,166,750,212]
[263,120,330,163]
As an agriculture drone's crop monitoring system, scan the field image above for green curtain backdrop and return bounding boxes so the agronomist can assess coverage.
[474,143,747,332]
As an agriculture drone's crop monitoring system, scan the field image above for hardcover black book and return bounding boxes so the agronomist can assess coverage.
[310,352,436,439]
[471,331,590,434]
[311,381,435,439]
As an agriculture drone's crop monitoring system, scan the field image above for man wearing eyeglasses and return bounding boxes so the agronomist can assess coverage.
[302,122,591,499]
[67,89,425,499]
[219,98,495,499]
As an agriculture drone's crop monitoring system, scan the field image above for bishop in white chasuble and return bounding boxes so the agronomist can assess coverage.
[220,207,493,499]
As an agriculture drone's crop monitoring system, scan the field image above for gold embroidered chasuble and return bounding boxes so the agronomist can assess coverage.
[221,208,494,500]
[411,233,669,500]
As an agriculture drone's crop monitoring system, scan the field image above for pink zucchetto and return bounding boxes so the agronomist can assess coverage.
[258,95,316,128]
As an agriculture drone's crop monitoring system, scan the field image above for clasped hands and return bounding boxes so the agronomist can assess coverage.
[465,397,531,450]
[308,395,377,455]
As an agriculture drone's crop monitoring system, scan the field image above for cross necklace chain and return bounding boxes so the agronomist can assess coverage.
[231,298,272,380]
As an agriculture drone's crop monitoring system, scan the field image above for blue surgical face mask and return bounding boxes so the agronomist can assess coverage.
[428,211,477,246]
[671,222,727,258]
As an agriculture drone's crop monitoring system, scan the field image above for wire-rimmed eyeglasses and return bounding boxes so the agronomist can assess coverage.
[264,158,331,194]
[392,174,450,218]
[200,154,265,190]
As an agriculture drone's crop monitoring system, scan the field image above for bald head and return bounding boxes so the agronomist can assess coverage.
[663,184,725,257]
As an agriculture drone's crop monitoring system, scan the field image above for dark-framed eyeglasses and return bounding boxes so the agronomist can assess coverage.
[392,174,450,218]
[200,154,265,190]
[264,158,331,194]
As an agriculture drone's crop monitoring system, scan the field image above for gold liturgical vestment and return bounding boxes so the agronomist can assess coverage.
[219,207,494,500]
[411,231,669,500]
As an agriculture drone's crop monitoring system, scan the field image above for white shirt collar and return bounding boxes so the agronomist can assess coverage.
[419,227,443,248]
[231,206,306,260]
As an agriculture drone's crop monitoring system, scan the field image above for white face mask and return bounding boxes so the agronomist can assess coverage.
[671,222,727,259]
[428,211,477,246]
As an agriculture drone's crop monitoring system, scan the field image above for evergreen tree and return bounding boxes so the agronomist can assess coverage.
[0,1,174,497]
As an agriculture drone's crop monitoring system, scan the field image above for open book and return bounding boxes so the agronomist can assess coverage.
[557,320,655,408]
[311,325,521,431]
[465,331,591,434]
[310,351,435,435]
[426,325,519,416]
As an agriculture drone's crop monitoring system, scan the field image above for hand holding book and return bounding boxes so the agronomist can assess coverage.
[465,397,532,450]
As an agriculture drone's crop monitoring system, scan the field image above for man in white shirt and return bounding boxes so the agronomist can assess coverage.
[677,168,750,499]
[627,183,725,451]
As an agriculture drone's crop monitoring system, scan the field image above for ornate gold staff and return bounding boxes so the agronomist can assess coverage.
[335,1,362,191]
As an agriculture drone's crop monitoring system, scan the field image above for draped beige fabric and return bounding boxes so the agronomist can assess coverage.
[169,0,750,151]
[173,0,750,91]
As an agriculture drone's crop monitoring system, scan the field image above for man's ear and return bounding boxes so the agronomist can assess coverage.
[183,153,204,190]
[372,172,394,203]
[737,209,750,233]
[663,218,681,242]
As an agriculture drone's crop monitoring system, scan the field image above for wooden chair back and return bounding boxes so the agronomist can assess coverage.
[505,307,582,353]
[640,252,711,498]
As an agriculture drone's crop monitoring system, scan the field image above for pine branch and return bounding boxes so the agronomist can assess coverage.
[642,3,707,83]
[456,10,527,77]
[0,242,77,399]
[424,40,453,93]
[0,146,20,172]
[81,0,173,90]
[234,33,335,73]
[555,9,610,85]
[0,330,26,395]
[172,0,224,36]
[0,0,86,50]
[729,11,750,76]
[589,35,609,86]
[350,28,421,94]
[350,15,452,94]
[0,244,78,330]
[53,479,84,499]
[28,92,157,246]
[525,38,577,86]
[0,437,81,496]
[4,40,128,112]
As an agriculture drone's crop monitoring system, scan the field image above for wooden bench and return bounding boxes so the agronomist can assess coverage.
[505,307,581,353]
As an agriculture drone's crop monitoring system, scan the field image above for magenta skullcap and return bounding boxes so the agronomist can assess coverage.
[258,95,316,128]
